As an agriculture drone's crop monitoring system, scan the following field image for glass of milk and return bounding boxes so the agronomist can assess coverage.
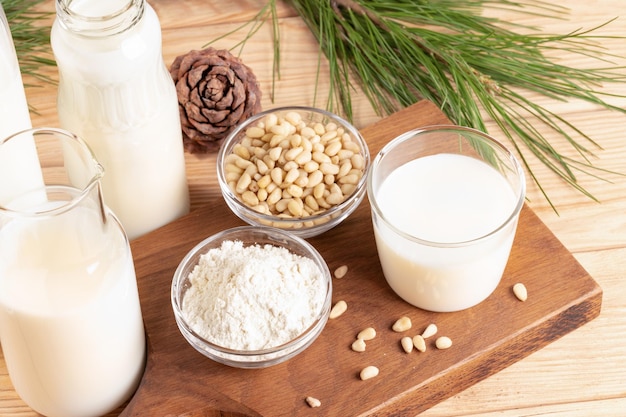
[0,128,146,417]
[367,126,526,312]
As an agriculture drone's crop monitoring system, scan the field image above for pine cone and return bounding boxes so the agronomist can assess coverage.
[170,47,262,153]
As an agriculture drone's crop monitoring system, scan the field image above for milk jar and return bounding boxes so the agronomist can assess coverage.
[0,128,146,417]
[51,0,190,239]
[0,5,45,203]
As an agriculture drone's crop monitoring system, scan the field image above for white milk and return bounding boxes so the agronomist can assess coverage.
[373,153,519,312]
[0,7,44,205]
[0,204,146,417]
[51,0,190,239]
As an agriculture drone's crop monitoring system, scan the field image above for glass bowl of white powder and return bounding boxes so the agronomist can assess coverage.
[217,106,370,238]
[171,225,332,368]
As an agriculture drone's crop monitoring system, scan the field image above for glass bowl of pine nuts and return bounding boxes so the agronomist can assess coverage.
[217,106,370,238]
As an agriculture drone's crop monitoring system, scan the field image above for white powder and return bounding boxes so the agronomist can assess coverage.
[181,240,327,350]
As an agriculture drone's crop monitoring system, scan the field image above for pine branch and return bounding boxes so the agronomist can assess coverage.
[276,0,626,209]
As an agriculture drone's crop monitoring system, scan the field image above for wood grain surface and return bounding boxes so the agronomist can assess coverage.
[2,0,626,416]
[117,101,601,417]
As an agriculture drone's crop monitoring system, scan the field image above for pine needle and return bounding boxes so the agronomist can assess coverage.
[2,0,55,86]
[233,0,626,211]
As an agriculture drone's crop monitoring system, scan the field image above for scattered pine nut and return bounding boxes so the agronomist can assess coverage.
[334,265,349,279]
[329,300,347,319]
[400,336,414,353]
[392,316,412,333]
[352,338,366,352]
[421,323,438,339]
[412,335,426,352]
[513,282,528,302]
[305,396,321,408]
[357,327,376,341]
[360,365,379,380]
[435,336,452,350]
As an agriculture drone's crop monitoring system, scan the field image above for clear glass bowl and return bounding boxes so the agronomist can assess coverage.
[171,226,332,368]
[217,106,370,238]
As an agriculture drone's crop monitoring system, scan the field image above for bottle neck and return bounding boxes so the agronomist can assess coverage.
[55,0,144,37]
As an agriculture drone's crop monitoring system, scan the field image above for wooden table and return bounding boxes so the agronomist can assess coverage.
[2,1,626,415]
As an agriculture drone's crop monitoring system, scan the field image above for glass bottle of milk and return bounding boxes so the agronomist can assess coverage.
[0,5,44,202]
[51,0,190,240]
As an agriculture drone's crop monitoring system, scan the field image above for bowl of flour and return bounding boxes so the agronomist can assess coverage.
[171,226,332,368]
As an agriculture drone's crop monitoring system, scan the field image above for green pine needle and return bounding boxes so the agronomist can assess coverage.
[234,0,626,211]
[2,0,55,86]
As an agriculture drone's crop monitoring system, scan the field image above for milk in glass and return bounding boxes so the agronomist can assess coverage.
[0,128,147,417]
[0,202,145,417]
[373,153,520,312]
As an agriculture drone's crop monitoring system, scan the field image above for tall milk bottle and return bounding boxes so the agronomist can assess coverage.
[0,5,44,204]
[51,0,190,239]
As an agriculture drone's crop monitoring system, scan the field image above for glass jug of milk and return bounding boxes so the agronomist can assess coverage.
[51,0,190,240]
[0,128,146,417]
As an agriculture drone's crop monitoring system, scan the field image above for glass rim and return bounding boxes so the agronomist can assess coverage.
[366,124,526,248]
[55,0,144,37]
[0,127,104,217]
[216,106,371,226]
[170,225,333,360]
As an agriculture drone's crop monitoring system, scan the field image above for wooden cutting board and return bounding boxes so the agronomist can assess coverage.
[121,100,602,416]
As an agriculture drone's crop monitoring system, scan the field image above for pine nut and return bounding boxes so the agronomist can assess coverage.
[338,160,352,177]
[513,282,528,301]
[285,146,303,161]
[267,187,282,205]
[270,167,283,185]
[294,150,312,165]
[225,163,243,175]
[435,336,452,350]
[287,184,304,198]
[284,167,299,183]
[351,338,366,352]
[326,192,344,205]
[268,146,282,161]
[320,162,340,175]
[360,365,379,381]
[338,173,360,185]
[235,172,252,194]
[313,183,326,199]
[233,143,251,159]
[357,327,376,341]
[256,159,269,175]
[246,126,265,138]
[257,174,271,189]
[329,300,347,319]
[257,188,268,202]
[401,336,414,353]
[325,140,342,156]
[422,323,438,339]
[392,316,412,333]
[287,198,304,216]
[241,191,259,206]
[305,195,319,211]
[305,396,321,408]
[301,126,316,138]
[303,160,319,173]
[334,265,348,279]
[412,335,426,352]
[351,154,365,169]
